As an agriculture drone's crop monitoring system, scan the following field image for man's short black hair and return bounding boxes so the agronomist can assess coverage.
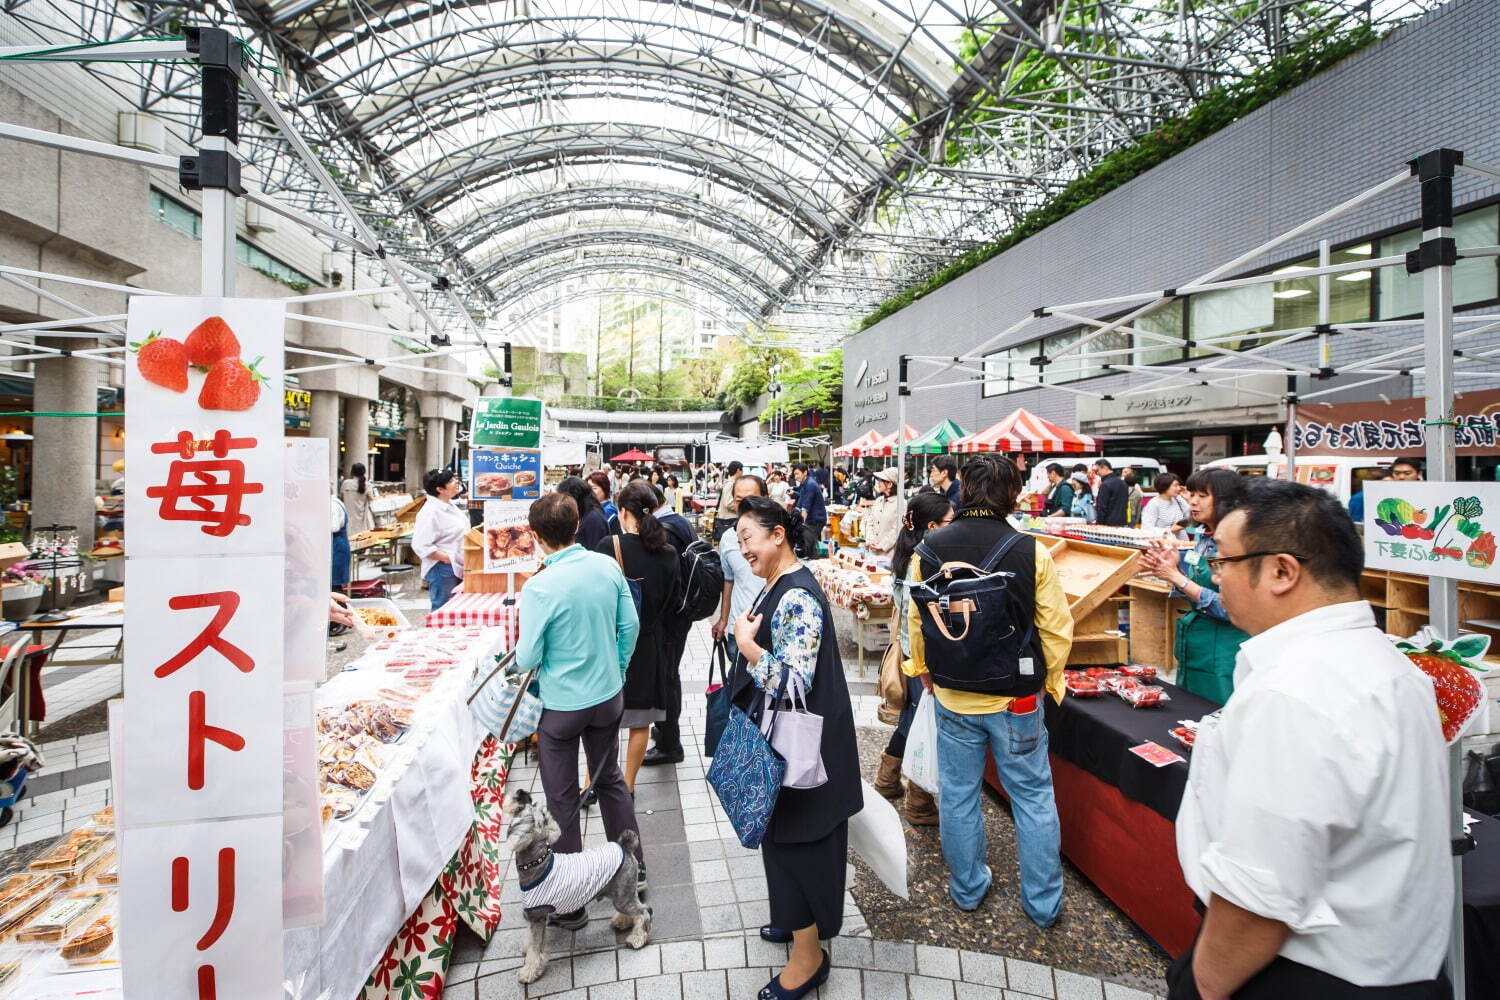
[958,454,1023,514]
[930,454,958,478]
[1092,458,1113,471]
[1231,478,1363,590]
[1392,457,1423,474]
[793,462,809,474]
[726,461,744,475]
[1045,463,1064,477]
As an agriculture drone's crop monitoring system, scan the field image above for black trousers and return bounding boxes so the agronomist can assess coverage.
[653,620,692,753]
[537,692,643,861]
[1168,944,1450,1000]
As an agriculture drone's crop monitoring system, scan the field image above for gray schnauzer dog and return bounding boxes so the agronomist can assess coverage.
[503,788,651,984]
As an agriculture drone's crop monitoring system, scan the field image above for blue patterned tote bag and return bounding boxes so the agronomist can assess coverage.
[467,650,544,744]
[707,677,787,849]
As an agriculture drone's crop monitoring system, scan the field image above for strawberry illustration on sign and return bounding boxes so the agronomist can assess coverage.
[131,330,190,393]
[199,355,268,412]
[184,316,242,368]
[1396,629,1491,744]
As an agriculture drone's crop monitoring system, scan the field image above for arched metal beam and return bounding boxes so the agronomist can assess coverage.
[445,182,807,277]
[394,123,849,240]
[500,286,745,346]
[490,253,768,324]
[269,0,956,117]
[470,227,785,305]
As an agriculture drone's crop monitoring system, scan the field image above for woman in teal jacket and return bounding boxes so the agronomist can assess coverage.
[1141,468,1247,705]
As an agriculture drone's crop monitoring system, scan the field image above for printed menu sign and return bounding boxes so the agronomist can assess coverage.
[471,448,543,500]
[120,298,286,998]
[1364,481,1500,584]
[484,500,540,573]
[470,396,544,449]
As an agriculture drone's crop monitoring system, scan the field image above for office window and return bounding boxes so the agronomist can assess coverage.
[150,189,201,239]
[235,240,316,288]
[1379,206,1499,318]
[981,345,1035,397]
[1190,281,1274,355]
[1132,300,1185,366]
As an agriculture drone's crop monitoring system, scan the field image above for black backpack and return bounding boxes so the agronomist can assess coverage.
[675,539,725,621]
[909,532,1040,695]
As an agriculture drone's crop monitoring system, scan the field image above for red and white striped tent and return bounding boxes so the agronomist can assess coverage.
[950,408,1097,454]
[834,429,883,457]
[870,424,920,458]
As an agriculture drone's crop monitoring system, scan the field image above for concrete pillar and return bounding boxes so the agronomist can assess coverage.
[442,419,457,471]
[424,417,444,477]
[309,390,340,486]
[32,338,99,553]
[343,396,370,479]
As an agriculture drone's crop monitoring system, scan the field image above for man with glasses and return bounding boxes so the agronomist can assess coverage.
[1171,479,1450,1000]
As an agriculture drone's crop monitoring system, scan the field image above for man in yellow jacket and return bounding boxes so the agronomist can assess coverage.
[905,454,1073,924]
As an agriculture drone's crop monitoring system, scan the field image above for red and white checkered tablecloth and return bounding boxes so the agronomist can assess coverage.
[424,592,519,643]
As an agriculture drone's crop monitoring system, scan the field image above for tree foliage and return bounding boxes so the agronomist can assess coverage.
[723,343,801,409]
[861,23,1387,330]
[763,349,843,431]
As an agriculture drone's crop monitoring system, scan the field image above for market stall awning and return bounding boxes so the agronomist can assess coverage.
[871,424,921,458]
[904,419,969,455]
[608,448,655,462]
[834,430,882,457]
[951,408,1096,454]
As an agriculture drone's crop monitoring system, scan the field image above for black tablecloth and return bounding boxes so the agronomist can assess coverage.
[1044,680,1222,822]
[1463,814,1500,1000]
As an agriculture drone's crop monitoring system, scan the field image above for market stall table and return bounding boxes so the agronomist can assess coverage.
[15,603,125,736]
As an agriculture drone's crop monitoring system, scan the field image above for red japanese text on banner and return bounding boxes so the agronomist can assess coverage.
[121,297,287,998]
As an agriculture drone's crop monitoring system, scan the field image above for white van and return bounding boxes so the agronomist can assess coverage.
[1024,456,1167,506]
[1202,454,1393,504]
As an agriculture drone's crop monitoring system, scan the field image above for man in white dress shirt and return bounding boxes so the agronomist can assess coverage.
[1173,479,1451,1000]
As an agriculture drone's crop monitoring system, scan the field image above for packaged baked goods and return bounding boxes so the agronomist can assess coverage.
[1118,684,1169,708]
[28,834,106,884]
[0,872,63,935]
[15,889,109,943]
[0,959,19,995]
[61,913,114,963]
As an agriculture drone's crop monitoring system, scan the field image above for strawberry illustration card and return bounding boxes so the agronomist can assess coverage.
[1396,628,1491,744]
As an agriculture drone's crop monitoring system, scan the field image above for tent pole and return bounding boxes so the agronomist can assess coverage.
[1413,148,1465,997]
[897,356,909,522]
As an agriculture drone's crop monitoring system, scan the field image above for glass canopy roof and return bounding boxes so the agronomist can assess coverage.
[4,0,1440,349]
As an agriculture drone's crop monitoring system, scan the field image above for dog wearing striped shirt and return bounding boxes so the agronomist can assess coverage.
[503,788,651,984]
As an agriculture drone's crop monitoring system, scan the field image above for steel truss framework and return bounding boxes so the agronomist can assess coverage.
[2,1,1441,348]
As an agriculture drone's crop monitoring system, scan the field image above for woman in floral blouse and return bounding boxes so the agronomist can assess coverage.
[731,497,861,1000]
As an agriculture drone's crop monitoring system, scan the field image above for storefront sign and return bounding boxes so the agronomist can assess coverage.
[1364,481,1500,584]
[470,396,544,449]
[1192,435,1230,464]
[122,298,286,997]
[855,411,889,427]
[1077,375,1286,427]
[483,500,539,573]
[471,448,542,500]
[1295,388,1500,456]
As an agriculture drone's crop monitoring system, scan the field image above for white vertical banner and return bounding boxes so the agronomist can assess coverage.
[121,297,286,999]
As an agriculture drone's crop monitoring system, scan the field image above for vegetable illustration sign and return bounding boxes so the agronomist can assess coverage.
[1365,482,1500,582]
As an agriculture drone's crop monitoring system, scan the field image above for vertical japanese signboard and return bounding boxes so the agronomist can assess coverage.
[1364,481,1500,584]
[121,298,287,998]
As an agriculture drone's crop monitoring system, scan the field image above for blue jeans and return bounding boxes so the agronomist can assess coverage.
[425,562,459,612]
[934,699,1063,925]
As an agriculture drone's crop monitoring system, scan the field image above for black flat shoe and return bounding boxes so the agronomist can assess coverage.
[642,746,684,766]
[758,950,829,1000]
[759,925,793,944]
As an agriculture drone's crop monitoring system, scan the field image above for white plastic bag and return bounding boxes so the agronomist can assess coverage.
[901,694,940,796]
[848,781,909,899]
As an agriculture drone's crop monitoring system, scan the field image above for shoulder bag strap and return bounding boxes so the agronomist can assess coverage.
[978,530,1027,573]
[611,533,626,572]
[466,649,519,705]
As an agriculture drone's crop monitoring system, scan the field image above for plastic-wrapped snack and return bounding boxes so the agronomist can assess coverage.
[29,833,106,885]
[1119,663,1158,681]
[61,913,115,963]
[0,960,19,996]
[1119,684,1169,708]
[1084,667,1121,681]
[0,872,63,935]
[15,888,109,943]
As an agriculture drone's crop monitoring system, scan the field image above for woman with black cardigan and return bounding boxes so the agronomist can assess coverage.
[557,475,610,551]
[596,481,680,792]
[731,497,861,1000]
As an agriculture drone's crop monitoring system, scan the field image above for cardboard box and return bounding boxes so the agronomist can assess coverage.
[0,542,28,571]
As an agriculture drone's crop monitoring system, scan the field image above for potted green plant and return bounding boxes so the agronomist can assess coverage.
[2,564,44,621]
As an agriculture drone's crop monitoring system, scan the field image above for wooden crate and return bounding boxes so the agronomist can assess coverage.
[1126,577,1189,673]
[1046,537,1142,620]
[1067,598,1128,665]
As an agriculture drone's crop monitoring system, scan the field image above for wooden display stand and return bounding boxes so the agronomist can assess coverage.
[1125,576,1190,674]
[1037,534,1140,666]
[460,527,533,594]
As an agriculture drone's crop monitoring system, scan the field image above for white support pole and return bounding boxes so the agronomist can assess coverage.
[1412,149,1465,998]
[896,355,908,517]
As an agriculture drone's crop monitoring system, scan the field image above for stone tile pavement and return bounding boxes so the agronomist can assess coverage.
[443,620,1166,1000]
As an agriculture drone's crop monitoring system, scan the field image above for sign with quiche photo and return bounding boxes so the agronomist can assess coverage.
[471,449,542,500]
